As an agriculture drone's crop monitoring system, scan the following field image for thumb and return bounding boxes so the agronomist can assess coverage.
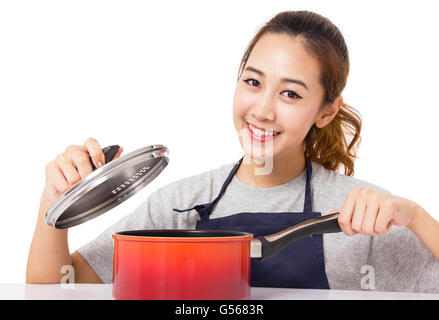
[113,146,124,160]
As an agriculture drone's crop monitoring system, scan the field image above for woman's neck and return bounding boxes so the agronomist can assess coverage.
[235,150,306,188]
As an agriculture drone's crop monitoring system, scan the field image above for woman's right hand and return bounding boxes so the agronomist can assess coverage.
[41,137,123,208]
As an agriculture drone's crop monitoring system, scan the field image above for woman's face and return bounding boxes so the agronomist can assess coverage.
[233,32,327,162]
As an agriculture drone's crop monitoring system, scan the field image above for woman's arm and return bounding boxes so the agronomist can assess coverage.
[26,194,72,283]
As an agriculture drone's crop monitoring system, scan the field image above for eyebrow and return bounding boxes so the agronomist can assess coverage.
[244,66,309,91]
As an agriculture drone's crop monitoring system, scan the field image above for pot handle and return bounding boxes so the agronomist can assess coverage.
[90,145,120,170]
[256,212,341,261]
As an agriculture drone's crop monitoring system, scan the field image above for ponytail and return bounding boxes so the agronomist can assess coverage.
[304,103,361,176]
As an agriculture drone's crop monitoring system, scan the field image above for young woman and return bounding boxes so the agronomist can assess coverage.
[27,10,439,292]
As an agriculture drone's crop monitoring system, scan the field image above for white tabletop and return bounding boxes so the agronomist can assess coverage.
[0,284,438,300]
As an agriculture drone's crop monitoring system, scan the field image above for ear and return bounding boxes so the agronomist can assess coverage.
[315,95,343,129]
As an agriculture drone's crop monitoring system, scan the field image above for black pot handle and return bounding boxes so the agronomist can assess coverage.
[256,212,341,261]
[90,145,120,170]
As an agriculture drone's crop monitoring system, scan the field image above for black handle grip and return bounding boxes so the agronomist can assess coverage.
[90,145,120,170]
[257,212,341,261]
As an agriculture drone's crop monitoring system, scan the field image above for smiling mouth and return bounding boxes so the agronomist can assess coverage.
[245,122,281,143]
[246,122,281,137]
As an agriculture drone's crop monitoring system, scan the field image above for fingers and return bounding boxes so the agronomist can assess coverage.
[45,161,70,195]
[337,188,394,237]
[84,137,104,169]
[374,200,393,235]
[67,145,93,178]
[56,153,81,185]
[338,189,358,236]
[351,195,366,234]
[44,138,103,201]
[362,199,379,235]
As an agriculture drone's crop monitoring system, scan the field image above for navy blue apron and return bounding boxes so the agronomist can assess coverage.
[173,156,330,289]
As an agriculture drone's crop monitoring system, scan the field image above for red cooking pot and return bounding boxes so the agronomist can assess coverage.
[112,212,341,300]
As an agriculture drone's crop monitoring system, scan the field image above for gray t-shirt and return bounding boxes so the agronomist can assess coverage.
[77,160,439,293]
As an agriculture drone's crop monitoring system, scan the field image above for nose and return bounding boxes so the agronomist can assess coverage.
[251,92,276,122]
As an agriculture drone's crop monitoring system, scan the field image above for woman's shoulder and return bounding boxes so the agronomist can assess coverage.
[311,160,390,195]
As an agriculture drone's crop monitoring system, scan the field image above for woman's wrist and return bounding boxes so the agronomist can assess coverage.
[406,204,439,262]
[407,204,429,233]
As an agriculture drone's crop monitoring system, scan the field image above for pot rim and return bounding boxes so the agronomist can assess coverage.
[112,229,254,242]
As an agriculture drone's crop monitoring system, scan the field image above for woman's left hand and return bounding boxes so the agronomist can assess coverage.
[334,188,421,236]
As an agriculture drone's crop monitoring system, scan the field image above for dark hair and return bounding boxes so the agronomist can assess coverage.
[237,10,361,176]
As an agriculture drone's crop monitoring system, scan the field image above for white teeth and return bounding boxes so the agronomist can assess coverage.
[248,123,279,137]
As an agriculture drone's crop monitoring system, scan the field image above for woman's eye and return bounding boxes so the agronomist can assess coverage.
[244,78,260,87]
[281,90,302,100]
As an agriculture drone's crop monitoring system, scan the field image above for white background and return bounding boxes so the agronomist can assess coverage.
[1,0,438,283]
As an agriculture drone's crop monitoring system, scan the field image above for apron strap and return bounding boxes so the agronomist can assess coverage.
[172,156,244,220]
[210,155,244,209]
[303,156,313,213]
